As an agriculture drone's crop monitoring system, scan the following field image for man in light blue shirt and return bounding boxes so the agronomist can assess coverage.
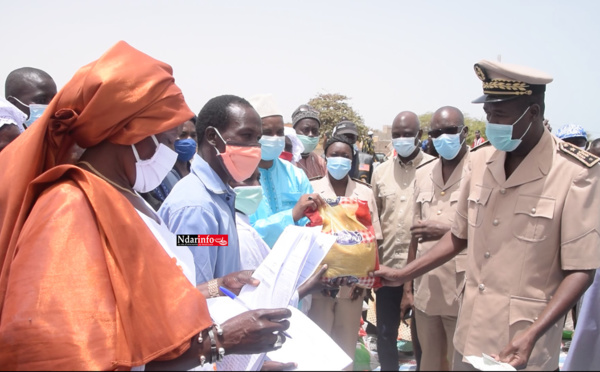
[159,95,262,284]
[247,94,323,248]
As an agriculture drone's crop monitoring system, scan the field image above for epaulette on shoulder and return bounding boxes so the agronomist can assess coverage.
[470,141,492,152]
[351,178,372,188]
[416,156,437,170]
[309,175,325,182]
[559,141,600,168]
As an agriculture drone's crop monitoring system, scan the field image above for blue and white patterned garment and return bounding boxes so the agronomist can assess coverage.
[250,158,313,248]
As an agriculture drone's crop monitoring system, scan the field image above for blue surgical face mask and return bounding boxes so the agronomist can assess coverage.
[432,132,465,160]
[486,106,532,152]
[25,104,48,127]
[259,135,285,161]
[234,185,263,216]
[297,134,319,154]
[326,157,352,180]
[392,137,418,157]
[174,138,197,162]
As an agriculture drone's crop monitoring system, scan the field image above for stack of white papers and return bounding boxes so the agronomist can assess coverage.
[266,306,352,370]
[238,225,335,309]
[207,225,351,371]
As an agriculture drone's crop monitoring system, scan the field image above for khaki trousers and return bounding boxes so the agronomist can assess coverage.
[415,308,458,371]
[307,290,363,364]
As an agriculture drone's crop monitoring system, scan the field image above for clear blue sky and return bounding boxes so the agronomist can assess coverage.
[3,1,600,137]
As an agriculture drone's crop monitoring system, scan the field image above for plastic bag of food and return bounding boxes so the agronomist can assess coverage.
[305,196,381,288]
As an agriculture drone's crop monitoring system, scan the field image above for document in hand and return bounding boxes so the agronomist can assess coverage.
[267,306,353,371]
[465,353,516,371]
[207,225,341,371]
[238,225,336,309]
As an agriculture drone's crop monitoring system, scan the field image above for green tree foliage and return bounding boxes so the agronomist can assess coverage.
[308,93,368,143]
[418,111,486,146]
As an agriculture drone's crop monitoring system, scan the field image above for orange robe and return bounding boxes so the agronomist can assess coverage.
[0,165,212,370]
[0,41,208,370]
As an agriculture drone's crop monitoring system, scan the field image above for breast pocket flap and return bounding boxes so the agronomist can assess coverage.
[514,195,555,219]
[509,296,548,325]
[468,184,492,206]
[417,191,433,204]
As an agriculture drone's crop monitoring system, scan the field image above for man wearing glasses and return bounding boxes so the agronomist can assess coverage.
[374,60,600,371]
[404,106,472,370]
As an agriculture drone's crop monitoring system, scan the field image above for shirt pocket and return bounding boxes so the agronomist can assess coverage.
[416,191,433,220]
[448,194,459,223]
[378,186,397,212]
[509,296,553,366]
[467,185,492,227]
[511,195,555,242]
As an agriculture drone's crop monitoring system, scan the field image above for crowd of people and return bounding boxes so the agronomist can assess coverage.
[0,41,599,372]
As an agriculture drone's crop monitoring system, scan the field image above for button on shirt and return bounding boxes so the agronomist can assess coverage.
[372,151,435,269]
[451,131,600,370]
[159,154,240,285]
[413,152,469,316]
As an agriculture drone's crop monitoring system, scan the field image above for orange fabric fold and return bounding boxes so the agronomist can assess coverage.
[0,41,208,369]
[1,166,212,369]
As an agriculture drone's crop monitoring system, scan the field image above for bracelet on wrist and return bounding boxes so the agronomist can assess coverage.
[197,323,225,366]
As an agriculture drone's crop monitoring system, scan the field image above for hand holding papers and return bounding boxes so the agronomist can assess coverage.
[220,286,293,340]
[238,226,336,309]
[207,225,351,370]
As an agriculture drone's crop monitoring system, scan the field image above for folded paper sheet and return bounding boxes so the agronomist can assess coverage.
[207,225,344,371]
[465,353,516,371]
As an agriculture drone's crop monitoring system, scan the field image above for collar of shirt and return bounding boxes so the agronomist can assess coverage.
[431,151,470,190]
[260,157,283,174]
[485,130,553,188]
[316,175,357,199]
[236,211,250,224]
[190,153,234,196]
[397,150,423,167]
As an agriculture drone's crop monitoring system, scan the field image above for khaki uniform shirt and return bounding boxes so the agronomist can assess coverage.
[372,151,436,269]
[451,131,600,370]
[310,175,383,240]
[413,152,469,317]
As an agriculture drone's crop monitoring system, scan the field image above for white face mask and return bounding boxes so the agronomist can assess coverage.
[131,135,178,193]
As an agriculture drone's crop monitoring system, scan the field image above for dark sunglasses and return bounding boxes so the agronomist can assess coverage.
[428,126,464,139]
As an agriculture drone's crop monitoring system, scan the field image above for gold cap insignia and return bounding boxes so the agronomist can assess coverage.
[474,64,487,82]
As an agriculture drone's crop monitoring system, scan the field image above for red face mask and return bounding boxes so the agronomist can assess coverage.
[279,151,293,162]
[213,128,261,182]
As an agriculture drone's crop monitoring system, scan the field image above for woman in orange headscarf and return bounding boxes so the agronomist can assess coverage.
[0,41,290,370]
